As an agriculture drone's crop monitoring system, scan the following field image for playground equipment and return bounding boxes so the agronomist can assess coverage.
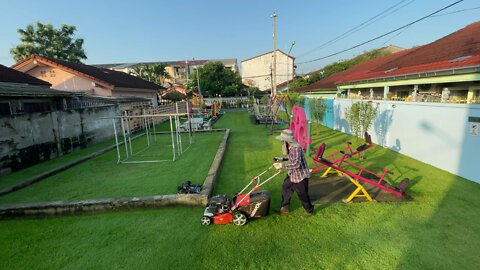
[310,132,373,176]
[312,143,409,202]
[289,105,311,150]
[103,106,193,163]
[267,95,294,135]
[252,98,275,124]
[201,165,282,226]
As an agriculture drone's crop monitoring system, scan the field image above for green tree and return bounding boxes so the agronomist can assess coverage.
[288,77,310,89]
[187,61,242,97]
[129,64,170,85]
[345,101,378,141]
[10,21,87,63]
[309,98,326,124]
[288,48,392,90]
[163,91,185,102]
[246,86,260,97]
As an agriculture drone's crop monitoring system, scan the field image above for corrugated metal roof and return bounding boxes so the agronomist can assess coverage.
[0,82,84,97]
[0,64,51,86]
[12,55,164,91]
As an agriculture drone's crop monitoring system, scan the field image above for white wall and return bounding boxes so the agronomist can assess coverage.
[333,99,480,183]
[241,51,294,91]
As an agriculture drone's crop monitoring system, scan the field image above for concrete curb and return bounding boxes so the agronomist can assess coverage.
[0,129,230,219]
[0,194,206,218]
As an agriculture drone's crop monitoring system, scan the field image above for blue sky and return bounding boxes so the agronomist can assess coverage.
[0,0,478,73]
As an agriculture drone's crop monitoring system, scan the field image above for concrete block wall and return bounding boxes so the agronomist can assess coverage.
[0,105,119,176]
[333,99,480,183]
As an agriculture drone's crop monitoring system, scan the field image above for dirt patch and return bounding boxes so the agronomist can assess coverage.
[309,175,412,203]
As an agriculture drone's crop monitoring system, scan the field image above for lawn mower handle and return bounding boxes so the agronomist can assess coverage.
[232,169,282,211]
[236,165,276,195]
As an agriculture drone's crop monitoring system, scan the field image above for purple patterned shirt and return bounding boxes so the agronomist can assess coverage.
[282,144,310,183]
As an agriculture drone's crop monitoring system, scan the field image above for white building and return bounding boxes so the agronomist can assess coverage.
[241,50,294,92]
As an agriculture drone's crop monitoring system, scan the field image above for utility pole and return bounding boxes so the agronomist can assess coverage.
[185,60,189,83]
[196,68,201,97]
[272,12,277,97]
[287,41,295,93]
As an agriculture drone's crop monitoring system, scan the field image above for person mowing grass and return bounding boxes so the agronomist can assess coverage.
[273,129,314,216]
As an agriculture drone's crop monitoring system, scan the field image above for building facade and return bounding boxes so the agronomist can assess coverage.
[241,50,294,92]
[12,55,162,107]
[94,59,238,85]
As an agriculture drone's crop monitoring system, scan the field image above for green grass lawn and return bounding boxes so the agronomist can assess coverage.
[0,120,178,190]
[0,131,223,203]
[0,138,118,190]
[1,111,479,269]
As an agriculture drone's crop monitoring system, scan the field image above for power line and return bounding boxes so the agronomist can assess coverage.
[242,73,294,79]
[297,0,464,65]
[296,0,416,58]
[381,24,412,46]
[381,5,479,46]
[430,6,480,17]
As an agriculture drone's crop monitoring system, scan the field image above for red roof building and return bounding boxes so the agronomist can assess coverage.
[295,21,480,103]
[12,55,165,106]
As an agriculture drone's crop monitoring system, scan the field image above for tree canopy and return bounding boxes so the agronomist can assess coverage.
[187,61,242,97]
[10,21,87,63]
[129,64,170,86]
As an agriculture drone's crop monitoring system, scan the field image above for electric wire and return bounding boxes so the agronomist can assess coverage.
[297,0,464,65]
[429,6,480,17]
[296,0,416,58]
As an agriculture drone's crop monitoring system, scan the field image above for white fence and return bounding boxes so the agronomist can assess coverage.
[204,97,249,108]
[333,99,480,183]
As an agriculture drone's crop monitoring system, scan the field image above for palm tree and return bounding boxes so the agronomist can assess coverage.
[129,64,171,86]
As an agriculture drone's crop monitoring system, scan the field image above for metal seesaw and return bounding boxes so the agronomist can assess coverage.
[312,143,409,202]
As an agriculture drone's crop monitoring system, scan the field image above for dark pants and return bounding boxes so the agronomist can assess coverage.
[281,176,314,213]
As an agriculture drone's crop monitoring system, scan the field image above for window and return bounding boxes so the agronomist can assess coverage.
[0,102,11,115]
[23,101,51,113]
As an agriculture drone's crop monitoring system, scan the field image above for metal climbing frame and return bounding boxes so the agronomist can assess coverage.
[267,95,293,135]
[105,111,193,164]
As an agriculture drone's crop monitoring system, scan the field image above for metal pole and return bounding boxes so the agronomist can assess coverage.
[196,68,202,97]
[169,116,176,161]
[143,108,150,146]
[112,119,121,164]
[186,101,192,143]
[120,117,129,159]
[272,12,277,97]
[176,116,183,154]
[124,111,133,156]
[152,116,157,142]
[175,102,181,154]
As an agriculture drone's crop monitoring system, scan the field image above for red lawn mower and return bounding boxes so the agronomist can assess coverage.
[201,166,282,226]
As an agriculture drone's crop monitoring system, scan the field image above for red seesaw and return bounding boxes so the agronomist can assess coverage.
[312,143,409,202]
[311,132,374,176]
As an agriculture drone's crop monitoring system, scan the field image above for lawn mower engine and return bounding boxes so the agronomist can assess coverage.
[201,190,271,226]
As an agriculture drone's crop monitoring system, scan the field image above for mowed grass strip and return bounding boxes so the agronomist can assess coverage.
[0,111,479,269]
[0,138,118,190]
[0,119,184,190]
[0,131,224,203]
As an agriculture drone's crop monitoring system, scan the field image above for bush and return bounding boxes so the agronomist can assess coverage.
[309,98,326,124]
[345,101,378,141]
